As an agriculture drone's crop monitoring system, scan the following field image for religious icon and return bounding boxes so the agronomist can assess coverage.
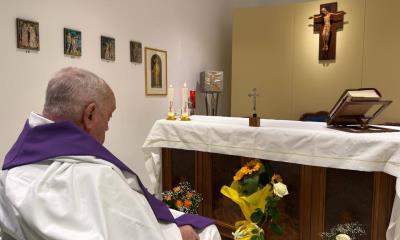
[16,18,40,51]
[200,71,224,93]
[64,28,81,57]
[130,41,142,63]
[151,55,162,88]
[145,47,167,95]
[101,36,115,61]
[309,2,346,60]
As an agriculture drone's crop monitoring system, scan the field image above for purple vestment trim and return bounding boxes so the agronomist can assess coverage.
[3,120,214,230]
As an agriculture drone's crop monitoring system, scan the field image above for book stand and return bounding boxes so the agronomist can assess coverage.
[328,92,398,133]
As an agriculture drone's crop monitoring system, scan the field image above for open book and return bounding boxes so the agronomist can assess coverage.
[327,88,396,132]
[329,88,380,118]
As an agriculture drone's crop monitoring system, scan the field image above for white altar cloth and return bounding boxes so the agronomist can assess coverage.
[142,115,400,239]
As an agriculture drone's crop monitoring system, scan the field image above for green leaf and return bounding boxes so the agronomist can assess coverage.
[250,208,264,223]
[270,222,284,236]
[270,207,280,221]
[242,175,260,195]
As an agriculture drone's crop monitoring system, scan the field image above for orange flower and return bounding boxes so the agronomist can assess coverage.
[176,200,183,208]
[240,167,250,174]
[233,171,245,181]
[271,174,283,184]
[184,199,192,208]
[253,163,261,171]
[233,159,263,181]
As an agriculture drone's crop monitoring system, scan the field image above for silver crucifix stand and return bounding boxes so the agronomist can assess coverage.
[248,88,260,127]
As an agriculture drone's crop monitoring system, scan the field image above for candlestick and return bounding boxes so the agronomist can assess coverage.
[166,84,176,120]
[180,82,190,121]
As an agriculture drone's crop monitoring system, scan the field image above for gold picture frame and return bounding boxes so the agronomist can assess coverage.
[145,47,167,95]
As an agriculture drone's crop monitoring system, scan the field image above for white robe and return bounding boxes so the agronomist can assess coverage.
[0,113,220,240]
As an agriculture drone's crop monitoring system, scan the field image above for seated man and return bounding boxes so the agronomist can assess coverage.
[0,67,220,240]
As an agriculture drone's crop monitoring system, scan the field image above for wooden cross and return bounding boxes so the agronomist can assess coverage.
[309,2,346,60]
[248,88,259,117]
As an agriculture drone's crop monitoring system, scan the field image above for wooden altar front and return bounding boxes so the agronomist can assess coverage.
[162,148,395,240]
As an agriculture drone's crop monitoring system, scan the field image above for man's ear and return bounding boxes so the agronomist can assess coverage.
[82,102,97,131]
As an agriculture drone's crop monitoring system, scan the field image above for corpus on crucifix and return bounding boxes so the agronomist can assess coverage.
[248,88,260,127]
[309,2,346,60]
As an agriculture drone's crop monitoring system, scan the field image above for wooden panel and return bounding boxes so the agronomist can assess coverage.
[310,167,326,240]
[371,172,396,239]
[210,154,243,238]
[265,161,301,240]
[299,166,312,240]
[162,148,172,191]
[163,149,396,240]
[325,169,373,240]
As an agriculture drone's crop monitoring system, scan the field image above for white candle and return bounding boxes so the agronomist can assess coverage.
[182,83,188,114]
[168,84,174,102]
[168,84,174,113]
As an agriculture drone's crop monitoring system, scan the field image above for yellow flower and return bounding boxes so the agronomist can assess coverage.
[163,194,171,201]
[186,192,193,199]
[173,186,181,192]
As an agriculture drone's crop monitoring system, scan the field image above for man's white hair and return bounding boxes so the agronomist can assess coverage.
[43,67,111,123]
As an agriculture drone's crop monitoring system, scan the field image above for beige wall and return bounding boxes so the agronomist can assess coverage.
[0,0,233,188]
[232,0,400,123]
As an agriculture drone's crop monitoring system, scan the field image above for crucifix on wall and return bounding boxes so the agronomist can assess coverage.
[309,2,346,60]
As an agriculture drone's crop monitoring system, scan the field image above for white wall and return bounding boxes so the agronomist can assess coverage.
[0,0,233,187]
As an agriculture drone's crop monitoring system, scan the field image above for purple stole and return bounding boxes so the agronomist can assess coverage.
[3,120,214,229]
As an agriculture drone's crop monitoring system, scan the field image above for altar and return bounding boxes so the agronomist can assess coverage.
[142,116,400,239]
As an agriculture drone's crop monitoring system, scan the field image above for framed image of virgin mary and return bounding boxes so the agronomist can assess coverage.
[145,47,167,95]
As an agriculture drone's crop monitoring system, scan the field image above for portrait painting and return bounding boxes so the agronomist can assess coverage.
[64,28,81,56]
[101,36,115,61]
[145,47,167,95]
[130,41,142,63]
[16,18,39,51]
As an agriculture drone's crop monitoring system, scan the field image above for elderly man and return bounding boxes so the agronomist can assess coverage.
[0,68,220,240]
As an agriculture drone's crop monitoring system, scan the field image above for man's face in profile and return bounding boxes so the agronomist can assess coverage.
[90,95,116,144]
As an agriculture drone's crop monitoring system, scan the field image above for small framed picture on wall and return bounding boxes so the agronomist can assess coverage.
[144,47,167,95]
[64,28,81,57]
[16,18,40,51]
[130,41,142,63]
[101,36,115,61]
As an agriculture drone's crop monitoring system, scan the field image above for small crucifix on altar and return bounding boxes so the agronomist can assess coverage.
[309,2,346,60]
[248,88,260,127]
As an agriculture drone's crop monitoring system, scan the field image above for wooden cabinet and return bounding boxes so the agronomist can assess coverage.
[162,148,395,240]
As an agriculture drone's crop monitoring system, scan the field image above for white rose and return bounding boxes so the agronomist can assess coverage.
[336,234,351,240]
[273,182,288,198]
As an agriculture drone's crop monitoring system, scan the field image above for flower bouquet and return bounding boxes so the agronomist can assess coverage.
[220,159,289,240]
[162,181,202,214]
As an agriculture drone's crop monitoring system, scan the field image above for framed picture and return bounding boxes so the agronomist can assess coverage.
[145,47,167,95]
[64,28,81,56]
[16,18,39,51]
[101,36,115,61]
[130,41,142,63]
